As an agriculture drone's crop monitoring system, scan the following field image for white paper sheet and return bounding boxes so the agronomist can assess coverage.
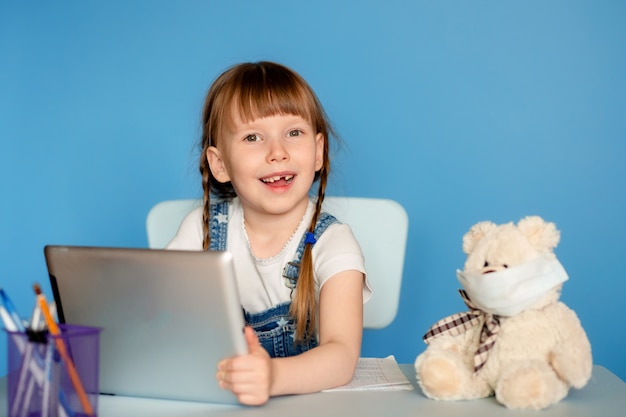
[323,356,413,392]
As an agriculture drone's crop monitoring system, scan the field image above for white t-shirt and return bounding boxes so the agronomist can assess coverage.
[167,198,371,313]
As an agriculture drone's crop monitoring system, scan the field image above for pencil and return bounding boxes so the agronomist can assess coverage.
[33,284,94,416]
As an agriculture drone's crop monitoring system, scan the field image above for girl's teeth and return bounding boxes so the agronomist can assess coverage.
[263,175,293,183]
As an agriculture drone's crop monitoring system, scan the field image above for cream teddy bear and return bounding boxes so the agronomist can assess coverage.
[414,216,592,410]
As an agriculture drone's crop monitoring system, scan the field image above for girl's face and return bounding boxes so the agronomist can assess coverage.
[207,111,324,218]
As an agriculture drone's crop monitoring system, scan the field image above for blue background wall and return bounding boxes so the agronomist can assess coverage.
[2,1,625,381]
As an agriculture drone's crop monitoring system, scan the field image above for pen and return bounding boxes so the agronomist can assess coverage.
[0,305,18,332]
[30,302,43,331]
[10,341,35,416]
[42,342,66,417]
[33,283,93,416]
[0,288,25,332]
[19,373,36,417]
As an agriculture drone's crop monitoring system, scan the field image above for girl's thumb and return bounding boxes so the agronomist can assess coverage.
[244,326,261,353]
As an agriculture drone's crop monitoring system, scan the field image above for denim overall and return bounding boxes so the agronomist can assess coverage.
[209,200,338,358]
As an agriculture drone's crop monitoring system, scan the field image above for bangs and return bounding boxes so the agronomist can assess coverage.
[227,64,319,126]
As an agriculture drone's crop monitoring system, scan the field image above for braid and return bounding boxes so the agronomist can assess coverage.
[200,157,212,251]
[291,165,329,342]
[199,77,214,252]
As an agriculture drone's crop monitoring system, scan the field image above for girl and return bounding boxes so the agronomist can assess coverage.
[167,61,370,405]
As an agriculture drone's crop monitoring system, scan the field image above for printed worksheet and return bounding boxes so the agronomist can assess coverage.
[323,356,413,392]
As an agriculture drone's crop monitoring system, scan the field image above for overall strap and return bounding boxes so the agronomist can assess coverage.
[282,212,339,290]
[208,200,230,251]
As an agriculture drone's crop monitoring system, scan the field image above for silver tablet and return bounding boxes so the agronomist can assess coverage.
[44,245,247,404]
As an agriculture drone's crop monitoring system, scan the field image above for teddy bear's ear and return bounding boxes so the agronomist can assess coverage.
[517,216,560,251]
[462,221,497,254]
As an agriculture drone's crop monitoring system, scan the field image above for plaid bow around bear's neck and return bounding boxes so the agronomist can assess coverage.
[422,289,501,373]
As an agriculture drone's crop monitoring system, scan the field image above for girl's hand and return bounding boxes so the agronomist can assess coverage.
[216,326,272,406]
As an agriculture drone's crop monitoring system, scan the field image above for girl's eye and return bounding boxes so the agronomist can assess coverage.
[288,129,302,137]
[244,134,260,142]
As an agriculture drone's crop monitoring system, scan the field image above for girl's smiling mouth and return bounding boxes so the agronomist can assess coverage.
[261,174,295,185]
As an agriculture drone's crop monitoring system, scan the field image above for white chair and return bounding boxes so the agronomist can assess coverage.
[146,197,408,329]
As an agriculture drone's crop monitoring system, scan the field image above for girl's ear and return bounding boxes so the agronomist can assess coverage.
[314,133,325,171]
[206,147,231,183]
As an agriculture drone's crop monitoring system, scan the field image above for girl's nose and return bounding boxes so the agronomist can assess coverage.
[267,139,289,162]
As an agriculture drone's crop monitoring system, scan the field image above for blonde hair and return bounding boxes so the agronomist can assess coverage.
[199,61,335,342]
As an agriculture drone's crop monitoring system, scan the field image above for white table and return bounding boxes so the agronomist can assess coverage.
[2,365,625,416]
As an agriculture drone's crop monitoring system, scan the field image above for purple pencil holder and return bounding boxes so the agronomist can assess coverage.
[5,324,101,417]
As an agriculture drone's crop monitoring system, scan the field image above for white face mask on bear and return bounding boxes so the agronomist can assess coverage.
[456,254,569,317]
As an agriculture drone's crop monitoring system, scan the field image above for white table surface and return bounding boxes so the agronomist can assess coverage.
[2,364,625,416]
